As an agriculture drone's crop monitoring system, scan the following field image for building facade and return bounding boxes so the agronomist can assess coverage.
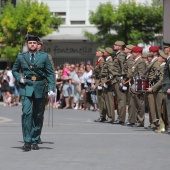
[38,0,154,66]
[26,0,154,66]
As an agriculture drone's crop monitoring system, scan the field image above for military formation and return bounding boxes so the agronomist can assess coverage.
[11,35,170,151]
[94,41,170,134]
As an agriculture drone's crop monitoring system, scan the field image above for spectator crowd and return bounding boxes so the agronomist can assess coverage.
[55,61,98,111]
[0,62,100,111]
[0,67,20,106]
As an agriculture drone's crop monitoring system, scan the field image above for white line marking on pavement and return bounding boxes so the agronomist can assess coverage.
[0,123,99,126]
[0,132,157,135]
[0,117,12,123]
[42,132,158,135]
[86,119,93,122]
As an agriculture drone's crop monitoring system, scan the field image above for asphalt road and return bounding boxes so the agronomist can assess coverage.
[0,104,170,170]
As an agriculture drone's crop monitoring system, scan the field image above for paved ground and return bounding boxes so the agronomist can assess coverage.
[0,104,170,170]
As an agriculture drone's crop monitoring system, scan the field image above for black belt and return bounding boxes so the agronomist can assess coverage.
[26,76,44,81]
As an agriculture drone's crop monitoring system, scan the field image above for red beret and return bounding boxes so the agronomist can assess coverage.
[149,46,159,52]
[132,46,143,53]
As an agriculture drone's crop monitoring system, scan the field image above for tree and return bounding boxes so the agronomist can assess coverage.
[115,1,163,45]
[0,0,62,61]
[84,2,117,47]
[84,1,163,47]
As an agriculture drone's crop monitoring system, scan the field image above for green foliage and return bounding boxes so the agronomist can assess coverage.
[85,1,163,47]
[0,0,62,61]
[84,2,117,46]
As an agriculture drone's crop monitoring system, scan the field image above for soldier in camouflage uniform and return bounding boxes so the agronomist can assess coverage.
[94,49,106,122]
[127,46,146,127]
[123,44,134,124]
[112,41,127,124]
[146,52,167,131]
[163,44,170,55]
[144,46,161,130]
[100,47,116,123]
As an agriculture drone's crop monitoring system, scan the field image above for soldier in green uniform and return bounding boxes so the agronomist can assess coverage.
[37,38,56,144]
[94,49,106,122]
[162,47,170,134]
[12,35,55,151]
[144,46,161,130]
[127,46,146,127]
[100,47,116,123]
[112,41,127,124]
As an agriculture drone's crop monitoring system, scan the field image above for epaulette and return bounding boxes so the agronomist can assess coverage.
[19,51,27,55]
[38,51,46,54]
[119,51,126,55]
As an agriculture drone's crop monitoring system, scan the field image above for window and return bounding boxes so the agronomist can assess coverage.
[70,21,85,25]
[55,12,66,17]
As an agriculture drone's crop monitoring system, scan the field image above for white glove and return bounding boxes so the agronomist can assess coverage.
[48,90,56,98]
[109,75,113,79]
[20,77,26,84]
[98,86,102,90]
[103,83,108,88]
[122,86,127,91]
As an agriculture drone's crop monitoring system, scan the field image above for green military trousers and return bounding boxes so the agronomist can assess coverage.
[21,94,45,144]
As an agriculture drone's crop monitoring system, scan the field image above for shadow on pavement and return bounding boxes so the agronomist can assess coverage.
[11,146,53,150]
[41,142,54,144]
[17,141,54,144]
[132,129,154,132]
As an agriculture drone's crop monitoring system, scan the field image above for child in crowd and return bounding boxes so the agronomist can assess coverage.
[61,62,70,79]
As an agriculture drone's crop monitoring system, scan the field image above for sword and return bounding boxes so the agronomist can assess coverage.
[52,97,54,127]
[48,97,54,127]
[48,99,50,127]
[48,90,57,127]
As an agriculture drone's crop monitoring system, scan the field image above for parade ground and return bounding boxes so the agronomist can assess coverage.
[0,104,170,170]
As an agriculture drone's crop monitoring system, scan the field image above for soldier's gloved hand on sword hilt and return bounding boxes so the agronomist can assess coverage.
[48,90,56,98]
[20,77,26,84]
